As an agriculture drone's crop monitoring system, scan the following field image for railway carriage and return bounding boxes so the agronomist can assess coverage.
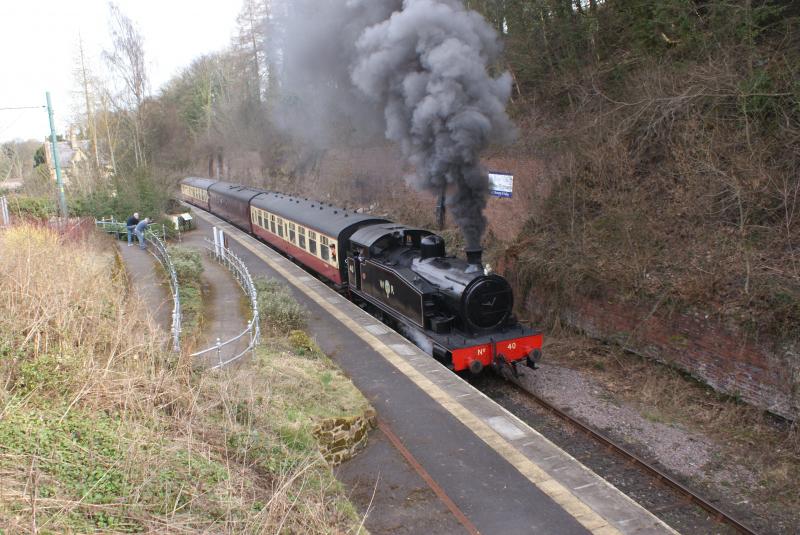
[180,177,217,212]
[207,183,264,231]
[250,193,387,285]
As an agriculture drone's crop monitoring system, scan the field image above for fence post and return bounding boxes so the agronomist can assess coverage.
[0,196,8,227]
[216,338,223,367]
[248,320,256,360]
[173,307,180,353]
[219,230,226,261]
[213,227,220,259]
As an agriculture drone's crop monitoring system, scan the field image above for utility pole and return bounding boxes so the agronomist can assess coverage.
[46,92,68,219]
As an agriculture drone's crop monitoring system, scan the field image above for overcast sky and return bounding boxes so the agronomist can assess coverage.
[0,0,242,143]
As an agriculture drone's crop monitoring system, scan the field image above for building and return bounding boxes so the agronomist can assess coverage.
[43,128,91,186]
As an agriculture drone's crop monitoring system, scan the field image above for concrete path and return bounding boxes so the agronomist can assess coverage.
[178,228,250,366]
[118,242,172,332]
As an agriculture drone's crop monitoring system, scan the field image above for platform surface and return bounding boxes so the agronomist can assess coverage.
[189,207,679,535]
[118,241,171,332]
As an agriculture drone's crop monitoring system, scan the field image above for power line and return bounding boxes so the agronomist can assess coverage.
[0,106,46,111]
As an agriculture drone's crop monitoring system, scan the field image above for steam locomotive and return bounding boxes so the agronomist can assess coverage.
[181,177,542,374]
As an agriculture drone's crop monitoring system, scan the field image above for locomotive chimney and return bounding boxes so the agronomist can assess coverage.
[465,247,483,273]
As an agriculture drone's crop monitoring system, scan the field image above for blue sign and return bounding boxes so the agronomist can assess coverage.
[489,172,513,198]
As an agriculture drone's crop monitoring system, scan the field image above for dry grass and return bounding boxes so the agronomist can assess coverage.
[543,332,800,511]
[0,224,368,533]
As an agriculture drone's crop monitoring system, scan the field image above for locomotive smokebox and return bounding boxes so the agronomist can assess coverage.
[465,247,483,273]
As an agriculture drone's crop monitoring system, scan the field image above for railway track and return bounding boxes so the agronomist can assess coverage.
[480,374,760,535]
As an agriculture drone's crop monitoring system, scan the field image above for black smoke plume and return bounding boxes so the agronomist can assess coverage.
[274,0,514,249]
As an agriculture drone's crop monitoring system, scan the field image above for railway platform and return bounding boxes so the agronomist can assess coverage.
[188,207,679,535]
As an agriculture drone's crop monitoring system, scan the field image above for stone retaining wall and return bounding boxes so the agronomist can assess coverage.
[313,408,377,465]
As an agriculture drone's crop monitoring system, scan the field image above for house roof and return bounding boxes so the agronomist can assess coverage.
[49,140,89,169]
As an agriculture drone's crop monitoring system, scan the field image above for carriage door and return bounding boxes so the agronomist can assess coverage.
[347,252,362,290]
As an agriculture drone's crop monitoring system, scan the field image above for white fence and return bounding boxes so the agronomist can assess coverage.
[0,196,9,227]
[190,227,260,369]
[146,231,183,354]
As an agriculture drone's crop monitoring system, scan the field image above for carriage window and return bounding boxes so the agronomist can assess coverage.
[320,235,330,262]
[298,227,306,249]
[260,211,266,228]
[277,218,285,238]
[270,214,276,234]
[308,231,317,255]
[288,222,296,244]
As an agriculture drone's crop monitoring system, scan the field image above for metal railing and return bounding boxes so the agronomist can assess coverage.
[0,196,9,227]
[146,231,182,353]
[95,219,182,353]
[96,217,167,242]
[190,229,260,369]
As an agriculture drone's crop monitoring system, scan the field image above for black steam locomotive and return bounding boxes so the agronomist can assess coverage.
[181,177,542,374]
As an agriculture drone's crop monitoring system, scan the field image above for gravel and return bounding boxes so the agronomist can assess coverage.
[519,363,720,478]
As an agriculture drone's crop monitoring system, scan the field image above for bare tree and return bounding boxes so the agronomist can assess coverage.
[234,0,281,102]
[76,35,101,169]
[104,2,149,167]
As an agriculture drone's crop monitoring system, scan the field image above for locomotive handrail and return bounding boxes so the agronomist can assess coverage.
[189,235,260,369]
[95,219,182,353]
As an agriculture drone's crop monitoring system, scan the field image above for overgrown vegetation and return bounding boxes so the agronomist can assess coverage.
[255,277,308,334]
[6,166,174,225]
[168,245,205,345]
[471,1,800,340]
[0,224,367,532]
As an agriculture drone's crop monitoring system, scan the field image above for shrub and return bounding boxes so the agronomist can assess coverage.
[6,195,57,219]
[168,246,205,343]
[254,277,307,333]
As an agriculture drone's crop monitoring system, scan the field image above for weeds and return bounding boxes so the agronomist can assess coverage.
[0,224,367,532]
[254,277,307,333]
[168,245,205,344]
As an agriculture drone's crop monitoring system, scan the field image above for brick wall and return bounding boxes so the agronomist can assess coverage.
[519,288,799,421]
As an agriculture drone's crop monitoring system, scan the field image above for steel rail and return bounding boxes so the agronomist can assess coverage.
[505,376,758,535]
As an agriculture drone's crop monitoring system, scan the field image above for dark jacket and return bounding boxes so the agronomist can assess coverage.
[126,216,139,227]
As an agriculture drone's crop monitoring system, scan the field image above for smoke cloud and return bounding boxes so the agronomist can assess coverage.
[274,0,514,248]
